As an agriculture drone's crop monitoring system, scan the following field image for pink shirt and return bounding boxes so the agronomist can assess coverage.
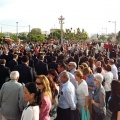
[39,95,51,120]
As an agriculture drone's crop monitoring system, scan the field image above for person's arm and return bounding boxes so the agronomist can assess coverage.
[92,92,105,108]
[117,111,120,120]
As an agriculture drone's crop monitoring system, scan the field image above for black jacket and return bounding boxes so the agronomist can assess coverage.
[35,61,48,75]
[13,63,36,84]
[0,65,10,89]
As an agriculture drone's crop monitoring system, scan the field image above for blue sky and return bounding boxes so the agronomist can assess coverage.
[0,0,120,35]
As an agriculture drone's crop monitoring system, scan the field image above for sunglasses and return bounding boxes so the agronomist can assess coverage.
[35,82,43,85]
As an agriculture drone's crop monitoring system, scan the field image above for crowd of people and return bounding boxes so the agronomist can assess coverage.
[0,41,120,120]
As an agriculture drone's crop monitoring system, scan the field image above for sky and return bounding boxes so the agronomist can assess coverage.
[0,0,120,36]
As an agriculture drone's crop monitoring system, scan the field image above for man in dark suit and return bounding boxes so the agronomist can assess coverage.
[67,52,76,65]
[79,53,88,65]
[35,55,48,75]
[0,59,10,89]
[8,54,18,71]
[13,55,36,84]
[48,56,58,71]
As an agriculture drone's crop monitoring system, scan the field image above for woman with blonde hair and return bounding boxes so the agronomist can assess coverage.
[36,75,52,120]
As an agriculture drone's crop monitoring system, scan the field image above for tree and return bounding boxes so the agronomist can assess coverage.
[116,31,120,43]
[18,32,27,40]
[27,28,45,42]
[0,33,5,40]
[9,33,17,41]
[48,29,61,40]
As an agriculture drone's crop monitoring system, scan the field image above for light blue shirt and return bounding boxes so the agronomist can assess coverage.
[86,73,95,98]
[58,70,77,93]
[58,81,77,110]
[70,68,76,75]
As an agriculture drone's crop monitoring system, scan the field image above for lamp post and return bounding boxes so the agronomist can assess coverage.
[108,21,116,42]
[102,28,107,35]
[16,22,18,40]
[58,15,65,43]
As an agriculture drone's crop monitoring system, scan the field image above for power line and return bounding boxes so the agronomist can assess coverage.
[0,23,29,27]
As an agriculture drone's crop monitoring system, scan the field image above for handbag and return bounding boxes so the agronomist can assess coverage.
[80,107,90,120]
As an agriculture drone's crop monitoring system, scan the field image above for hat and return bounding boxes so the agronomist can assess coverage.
[94,73,103,83]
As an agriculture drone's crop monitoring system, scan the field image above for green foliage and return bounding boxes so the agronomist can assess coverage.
[18,32,27,40]
[48,29,61,40]
[64,28,89,41]
[0,33,5,40]
[9,33,17,41]
[116,31,120,43]
[27,28,45,42]
[99,35,107,41]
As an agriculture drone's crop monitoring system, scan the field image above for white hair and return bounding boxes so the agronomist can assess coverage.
[94,73,103,83]
[61,71,70,80]
[69,62,77,68]
[10,71,19,80]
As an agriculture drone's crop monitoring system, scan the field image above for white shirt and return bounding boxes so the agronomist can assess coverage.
[111,64,118,80]
[58,81,77,110]
[103,71,113,91]
[76,80,88,100]
[21,105,39,120]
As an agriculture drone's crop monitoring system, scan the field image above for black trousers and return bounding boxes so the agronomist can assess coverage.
[55,107,80,120]
[106,91,111,108]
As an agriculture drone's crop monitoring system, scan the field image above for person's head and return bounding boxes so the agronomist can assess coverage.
[60,71,70,83]
[52,56,57,62]
[105,64,112,72]
[81,63,88,68]
[35,75,52,100]
[22,55,29,64]
[10,71,19,81]
[48,69,58,83]
[78,65,84,71]
[24,82,41,105]
[0,59,6,65]
[68,62,77,71]
[96,66,102,73]
[13,54,18,60]
[111,80,120,96]
[108,59,114,65]
[94,73,103,87]
[95,61,101,67]
[74,70,83,82]
[39,55,44,61]
[89,58,94,68]
[57,62,66,73]
[83,67,92,77]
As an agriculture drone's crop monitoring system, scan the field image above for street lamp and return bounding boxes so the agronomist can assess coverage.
[108,21,116,41]
[102,28,107,35]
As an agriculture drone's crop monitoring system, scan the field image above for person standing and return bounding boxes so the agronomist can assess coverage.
[21,82,41,120]
[13,55,36,84]
[35,55,48,75]
[0,71,24,120]
[55,71,79,120]
[0,59,10,89]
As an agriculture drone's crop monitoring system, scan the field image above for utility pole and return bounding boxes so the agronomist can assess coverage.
[1,27,2,33]
[29,25,31,41]
[58,15,65,43]
[16,22,18,40]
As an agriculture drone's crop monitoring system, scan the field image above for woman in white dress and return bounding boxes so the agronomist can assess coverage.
[74,70,89,110]
[21,82,41,120]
